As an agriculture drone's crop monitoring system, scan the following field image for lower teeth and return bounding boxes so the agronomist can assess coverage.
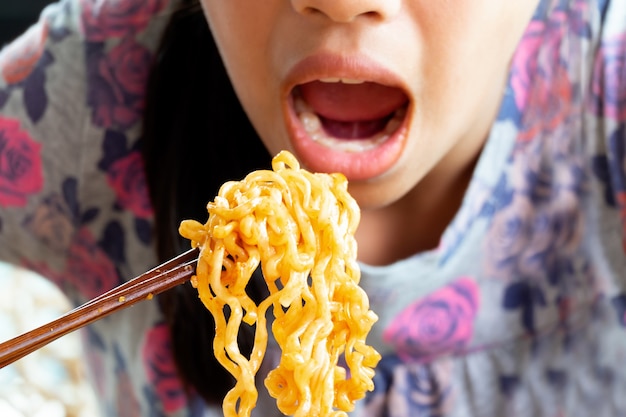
[294,96,405,152]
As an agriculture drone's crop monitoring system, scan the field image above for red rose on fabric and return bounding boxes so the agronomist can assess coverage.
[107,38,151,96]
[142,323,187,413]
[106,151,153,218]
[0,117,43,207]
[383,277,480,362]
[80,0,169,42]
[510,19,545,113]
[88,37,152,129]
[66,228,119,299]
[0,20,49,85]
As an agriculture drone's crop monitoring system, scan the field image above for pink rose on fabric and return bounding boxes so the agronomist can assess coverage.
[88,37,152,129]
[66,228,119,299]
[510,10,574,142]
[0,117,43,207]
[142,323,187,413]
[510,19,546,112]
[591,33,626,122]
[106,151,153,218]
[383,277,480,362]
[517,62,572,142]
[80,0,169,42]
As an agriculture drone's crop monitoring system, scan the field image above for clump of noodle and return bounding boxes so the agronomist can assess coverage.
[179,151,380,417]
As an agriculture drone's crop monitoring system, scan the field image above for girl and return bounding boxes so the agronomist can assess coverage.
[0,0,624,416]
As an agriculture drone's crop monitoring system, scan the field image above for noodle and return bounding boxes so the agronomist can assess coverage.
[179,150,380,417]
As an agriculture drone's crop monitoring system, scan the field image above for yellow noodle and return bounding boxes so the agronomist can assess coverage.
[179,150,380,417]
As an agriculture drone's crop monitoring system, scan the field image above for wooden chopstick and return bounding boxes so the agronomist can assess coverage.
[0,247,199,369]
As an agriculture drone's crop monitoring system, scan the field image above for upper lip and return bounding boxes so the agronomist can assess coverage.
[282,52,409,99]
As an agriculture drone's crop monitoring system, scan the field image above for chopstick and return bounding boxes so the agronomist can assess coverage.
[0,247,199,369]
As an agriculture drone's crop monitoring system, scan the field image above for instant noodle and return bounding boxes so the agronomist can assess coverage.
[179,151,380,417]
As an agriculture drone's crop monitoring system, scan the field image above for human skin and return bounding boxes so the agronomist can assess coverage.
[200,0,539,265]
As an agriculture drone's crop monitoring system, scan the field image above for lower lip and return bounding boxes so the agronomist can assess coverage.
[284,100,409,181]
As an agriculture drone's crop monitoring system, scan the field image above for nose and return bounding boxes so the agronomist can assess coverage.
[291,0,401,23]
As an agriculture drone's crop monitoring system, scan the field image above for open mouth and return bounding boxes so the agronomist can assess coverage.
[291,79,409,152]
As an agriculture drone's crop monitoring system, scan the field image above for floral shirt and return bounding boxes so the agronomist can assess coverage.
[0,0,625,417]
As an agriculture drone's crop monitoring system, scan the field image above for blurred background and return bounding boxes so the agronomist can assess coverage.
[0,2,101,416]
[0,1,55,45]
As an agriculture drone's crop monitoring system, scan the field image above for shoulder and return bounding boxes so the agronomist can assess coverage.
[0,0,178,77]
[0,0,170,291]
[0,0,180,130]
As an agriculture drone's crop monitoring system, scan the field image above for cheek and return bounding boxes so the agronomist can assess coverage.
[200,1,287,154]
[235,80,289,161]
[234,82,292,158]
[200,1,275,92]
[200,4,261,85]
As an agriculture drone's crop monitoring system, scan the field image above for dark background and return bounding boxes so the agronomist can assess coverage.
[0,1,56,45]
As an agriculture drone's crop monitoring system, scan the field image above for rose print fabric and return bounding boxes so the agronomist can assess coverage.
[0,118,43,206]
[382,278,480,363]
[0,0,625,417]
[0,1,191,416]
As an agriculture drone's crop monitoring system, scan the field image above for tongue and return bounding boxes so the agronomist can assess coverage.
[298,81,407,122]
